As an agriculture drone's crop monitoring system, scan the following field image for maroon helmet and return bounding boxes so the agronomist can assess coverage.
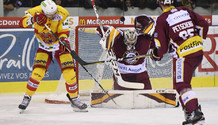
[134,14,155,36]
[157,0,174,5]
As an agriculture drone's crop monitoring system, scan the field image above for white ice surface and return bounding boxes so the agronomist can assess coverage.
[0,87,218,125]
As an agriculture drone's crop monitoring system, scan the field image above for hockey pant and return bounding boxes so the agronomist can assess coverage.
[25,48,78,98]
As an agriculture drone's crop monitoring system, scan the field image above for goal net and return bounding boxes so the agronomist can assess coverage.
[45,24,175,104]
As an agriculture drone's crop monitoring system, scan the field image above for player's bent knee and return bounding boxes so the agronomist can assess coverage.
[31,67,46,81]
[63,68,76,84]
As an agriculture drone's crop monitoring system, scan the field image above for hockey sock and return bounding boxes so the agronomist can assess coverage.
[181,90,199,113]
[25,77,40,96]
[65,82,78,98]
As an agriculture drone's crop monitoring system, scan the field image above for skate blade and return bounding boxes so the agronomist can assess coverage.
[73,108,88,112]
[194,120,206,125]
[19,109,25,114]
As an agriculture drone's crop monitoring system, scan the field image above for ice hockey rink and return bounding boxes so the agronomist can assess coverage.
[0,87,217,125]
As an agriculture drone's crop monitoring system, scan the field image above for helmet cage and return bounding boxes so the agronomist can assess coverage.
[124,29,138,50]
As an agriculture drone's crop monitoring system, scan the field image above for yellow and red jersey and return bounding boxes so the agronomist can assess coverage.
[19,5,69,51]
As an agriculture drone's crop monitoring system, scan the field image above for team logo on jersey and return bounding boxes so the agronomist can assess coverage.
[39,32,57,45]
[123,50,139,64]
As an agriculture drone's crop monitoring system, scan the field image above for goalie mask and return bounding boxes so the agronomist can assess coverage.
[124,29,138,50]
[134,14,155,36]
[157,0,174,5]
[41,0,57,15]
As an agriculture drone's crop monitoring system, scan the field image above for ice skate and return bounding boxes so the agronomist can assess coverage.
[182,105,205,125]
[66,93,88,112]
[18,94,31,113]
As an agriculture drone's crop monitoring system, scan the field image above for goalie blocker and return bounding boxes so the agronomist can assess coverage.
[91,89,179,109]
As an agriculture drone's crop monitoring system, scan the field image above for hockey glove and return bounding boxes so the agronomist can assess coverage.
[150,48,161,61]
[33,13,47,26]
[59,37,71,52]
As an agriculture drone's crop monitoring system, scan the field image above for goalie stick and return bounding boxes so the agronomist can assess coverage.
[71,50,150,66]
[44,24,118,106]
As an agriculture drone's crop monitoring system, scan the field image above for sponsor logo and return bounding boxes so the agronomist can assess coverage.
[176,58,183,82]
[182,96,189,103]
[79,19,86,25]
[61,61,74,68]
[34,60,47,66]
[28,81,39,88]
[180,40,203,53]
[0,20,20,26]
[86,19,122,25]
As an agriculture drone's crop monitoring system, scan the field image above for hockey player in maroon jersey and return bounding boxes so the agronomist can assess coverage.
[18,0,87,112]
[151,0,209,124]
[97,14,155,90]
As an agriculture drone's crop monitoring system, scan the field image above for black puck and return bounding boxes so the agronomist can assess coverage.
[120,17,125,22]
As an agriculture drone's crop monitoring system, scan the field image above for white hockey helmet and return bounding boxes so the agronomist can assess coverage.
[157,0,174,5]
[41,0,57,15]
[124,29,138,50]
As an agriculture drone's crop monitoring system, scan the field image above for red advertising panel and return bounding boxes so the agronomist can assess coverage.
[0,15,212,28]
[78,16,124,26]
[202,15,212,25]
[0,17,22,28]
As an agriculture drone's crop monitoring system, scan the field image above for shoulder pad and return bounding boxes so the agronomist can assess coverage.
[56,5,69,20]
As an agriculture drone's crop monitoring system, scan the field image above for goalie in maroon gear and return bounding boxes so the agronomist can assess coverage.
[96,14,155,90]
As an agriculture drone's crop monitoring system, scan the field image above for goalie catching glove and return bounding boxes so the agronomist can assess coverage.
[150,48,161,61]
[97,26,120,51]
[59,37,71,52]
[33,13,47,26]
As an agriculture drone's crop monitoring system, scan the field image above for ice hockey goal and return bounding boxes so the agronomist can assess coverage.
[45,24,175,104]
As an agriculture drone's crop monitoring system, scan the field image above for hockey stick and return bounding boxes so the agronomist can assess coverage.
[71,50,150,66]
[91,0,105,36]
[44,24,118,106]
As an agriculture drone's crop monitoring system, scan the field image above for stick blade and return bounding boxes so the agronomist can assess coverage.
[70,50,87,65]
[117,77,144,89]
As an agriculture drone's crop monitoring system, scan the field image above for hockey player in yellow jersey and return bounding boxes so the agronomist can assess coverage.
[18,0,88,112]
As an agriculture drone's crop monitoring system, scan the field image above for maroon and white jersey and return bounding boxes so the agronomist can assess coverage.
[97,26,152,75]
[112,32,152,74]
[153,6,209,59]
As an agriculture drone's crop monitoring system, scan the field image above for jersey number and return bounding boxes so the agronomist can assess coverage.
[179,28,194,40]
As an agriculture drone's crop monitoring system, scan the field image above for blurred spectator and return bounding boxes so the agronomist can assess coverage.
[174,0,182,7]
[4,0,22,10]
[32,0,43,7]
[61,0,80,7]
[20,0,31,7]
[81,0,92,9]
[54,0,62,6]
[181,0,196,10]
[131,0,158,10]
[109,0,128,11]
[211,3,218,10]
